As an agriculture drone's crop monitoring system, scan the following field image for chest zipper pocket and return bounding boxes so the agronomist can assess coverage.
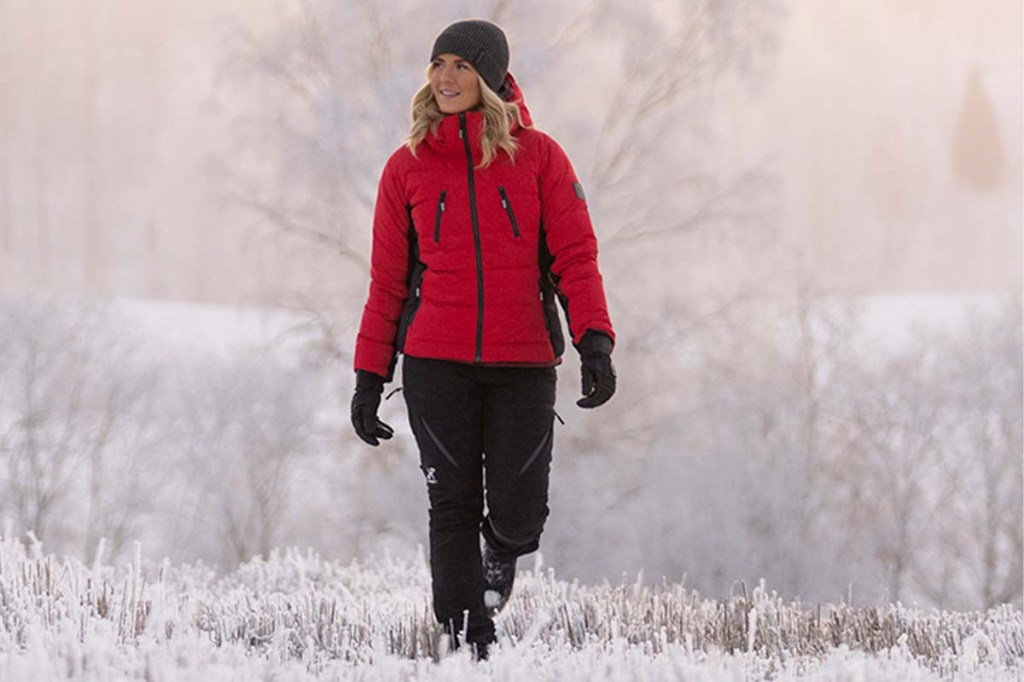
[433,190,447,243]
[498,186,521,238]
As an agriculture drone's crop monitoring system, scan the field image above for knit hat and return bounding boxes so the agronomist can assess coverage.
[430,20,510,94]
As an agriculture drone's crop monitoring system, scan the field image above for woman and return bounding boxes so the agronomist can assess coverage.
[350,19,616,658]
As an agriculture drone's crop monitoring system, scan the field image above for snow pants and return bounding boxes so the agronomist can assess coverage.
[402,355,557,647]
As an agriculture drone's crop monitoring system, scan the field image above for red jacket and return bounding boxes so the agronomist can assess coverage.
[354,74,614,379]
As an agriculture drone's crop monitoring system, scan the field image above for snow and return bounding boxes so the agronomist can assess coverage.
[115,296,308,356]
[0,536,1019,681]
[850,292,1009,353]
[112,291,1008,358]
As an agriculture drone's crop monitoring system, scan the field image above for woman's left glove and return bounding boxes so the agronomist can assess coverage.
[351,370,395,446]
[576,331,616,408]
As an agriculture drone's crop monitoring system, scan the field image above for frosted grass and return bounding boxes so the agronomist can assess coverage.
[0,535,1020,680]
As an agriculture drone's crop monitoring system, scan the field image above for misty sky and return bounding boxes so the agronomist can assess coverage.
[0,0,1020,303]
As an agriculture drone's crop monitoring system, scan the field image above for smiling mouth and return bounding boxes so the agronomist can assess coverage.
[439,90,461,97]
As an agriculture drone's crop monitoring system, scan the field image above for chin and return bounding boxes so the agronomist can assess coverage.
[436,101,463,114]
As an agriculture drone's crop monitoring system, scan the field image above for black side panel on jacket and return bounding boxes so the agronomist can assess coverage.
[538,223,567,358]
[394,207,425,377]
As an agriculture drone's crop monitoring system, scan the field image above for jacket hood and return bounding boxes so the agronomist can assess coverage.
[425,71,533,156]
[502,72,533,128]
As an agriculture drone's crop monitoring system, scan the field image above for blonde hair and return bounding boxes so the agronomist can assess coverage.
[405,69,525,168]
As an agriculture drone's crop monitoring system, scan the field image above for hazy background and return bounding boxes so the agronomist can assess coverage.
[0,0,1020,612]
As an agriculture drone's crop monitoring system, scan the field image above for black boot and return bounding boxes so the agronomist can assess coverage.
[442,616,495,661]
[482,540,517,617]
[472,639,491,661]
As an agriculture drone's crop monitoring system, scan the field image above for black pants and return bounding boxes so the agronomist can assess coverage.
[402,355,557,646]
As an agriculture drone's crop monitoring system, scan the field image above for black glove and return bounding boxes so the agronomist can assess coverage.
[351,370,395,446]
[576,330,616,409]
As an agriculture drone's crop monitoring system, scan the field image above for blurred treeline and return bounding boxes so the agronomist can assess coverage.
[0,293,1019,612]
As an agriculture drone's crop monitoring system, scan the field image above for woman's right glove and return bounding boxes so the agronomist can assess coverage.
[576,330,616,408]
[351,370,395,446]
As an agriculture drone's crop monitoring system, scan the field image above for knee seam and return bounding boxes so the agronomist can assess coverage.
[420,417,462,469]
[517,427,552,476]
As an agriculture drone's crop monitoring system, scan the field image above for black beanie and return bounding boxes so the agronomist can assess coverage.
[430,20,509,94]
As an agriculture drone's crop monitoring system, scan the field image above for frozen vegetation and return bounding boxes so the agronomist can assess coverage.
[0,534,1020,681]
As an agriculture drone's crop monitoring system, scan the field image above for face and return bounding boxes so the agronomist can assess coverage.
[429,53,482,114]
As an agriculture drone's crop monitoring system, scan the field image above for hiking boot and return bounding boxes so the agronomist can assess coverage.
[482,541,517,617]
[472,639,491,661]
[441,616,495,660]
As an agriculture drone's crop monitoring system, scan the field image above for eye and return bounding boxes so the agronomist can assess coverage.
[457,63,470,71]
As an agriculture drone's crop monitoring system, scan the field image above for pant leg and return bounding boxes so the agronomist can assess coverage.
[402,356,494,645]
[479,366,557,562]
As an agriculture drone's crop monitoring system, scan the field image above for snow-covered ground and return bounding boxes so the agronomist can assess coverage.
[847,291,1011,352]
[112,290,1014,358]
[115,297,314,358]
[0,535,1019,681]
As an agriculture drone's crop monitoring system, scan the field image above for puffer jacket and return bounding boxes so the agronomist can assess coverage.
[354,74,614,379]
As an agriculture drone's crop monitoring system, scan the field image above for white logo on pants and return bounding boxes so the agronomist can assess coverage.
[425,467,438,485]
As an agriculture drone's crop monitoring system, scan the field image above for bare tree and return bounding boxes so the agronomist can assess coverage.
[0,297,156,562]
[580,1,781,244]
[929,301,1023,608]
[826,298,1023,610]
[167,350,321,566]
[837,350,948,603]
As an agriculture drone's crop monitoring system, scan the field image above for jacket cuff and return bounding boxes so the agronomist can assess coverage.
[577,330,614,357]
[355,369,386,392]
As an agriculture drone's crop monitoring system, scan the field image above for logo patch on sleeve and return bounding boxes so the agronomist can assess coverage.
[572,182,586,201]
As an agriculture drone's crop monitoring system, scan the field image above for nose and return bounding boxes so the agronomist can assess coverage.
[438,63,457,82]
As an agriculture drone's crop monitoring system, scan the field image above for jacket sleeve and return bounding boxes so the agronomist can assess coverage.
[354,153,411,379]
[538,134,615,348]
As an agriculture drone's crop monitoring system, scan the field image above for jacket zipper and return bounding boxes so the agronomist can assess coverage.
[433,190,446,242]
[460,113,484,363]
[498,186,521,238]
